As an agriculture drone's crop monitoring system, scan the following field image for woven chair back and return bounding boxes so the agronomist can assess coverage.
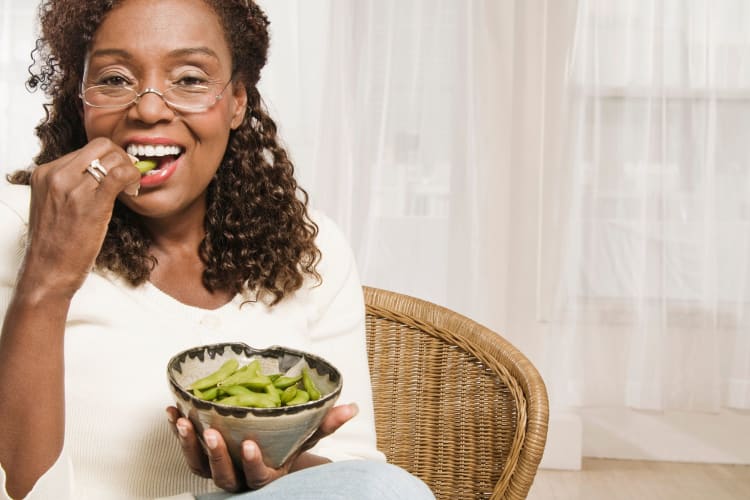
[363,286,549,500]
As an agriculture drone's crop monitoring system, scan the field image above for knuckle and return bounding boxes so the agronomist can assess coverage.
[44,168,67,191]
[105,166,128,182]
[213,475,238,492]
[29,166,47,187]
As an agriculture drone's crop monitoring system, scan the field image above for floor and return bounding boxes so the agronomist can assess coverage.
[525,458,750,500]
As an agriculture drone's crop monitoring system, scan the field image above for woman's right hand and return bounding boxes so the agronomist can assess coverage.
[21,137,141,297]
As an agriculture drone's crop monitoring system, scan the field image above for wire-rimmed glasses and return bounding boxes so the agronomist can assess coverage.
[79,79,234,113]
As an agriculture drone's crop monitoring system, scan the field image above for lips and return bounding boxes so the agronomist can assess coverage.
[138,156,181,187]
[125,140,185,187]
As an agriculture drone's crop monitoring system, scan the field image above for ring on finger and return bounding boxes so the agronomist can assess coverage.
[85,158,108,183]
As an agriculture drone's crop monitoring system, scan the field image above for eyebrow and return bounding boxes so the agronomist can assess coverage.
[88,46,221,62]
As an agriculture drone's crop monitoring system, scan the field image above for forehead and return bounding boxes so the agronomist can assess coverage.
[88,0,232,68]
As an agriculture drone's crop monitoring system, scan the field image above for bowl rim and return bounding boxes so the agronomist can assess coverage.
[167,342,342,417]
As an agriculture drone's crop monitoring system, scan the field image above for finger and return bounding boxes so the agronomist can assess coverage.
[318,403,358,435]
[175,417,211,478]
[165,407,181,438]
[240,440,277,490]
[92,151,141,200]
[299,403,359,454]
[203,429,243,492]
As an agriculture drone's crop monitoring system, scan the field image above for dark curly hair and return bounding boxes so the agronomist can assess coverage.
[8,0,321,305]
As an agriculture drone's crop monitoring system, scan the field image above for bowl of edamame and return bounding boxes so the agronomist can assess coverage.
[167,342,342,468]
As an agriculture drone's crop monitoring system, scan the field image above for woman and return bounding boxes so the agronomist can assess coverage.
[0,0,434,499]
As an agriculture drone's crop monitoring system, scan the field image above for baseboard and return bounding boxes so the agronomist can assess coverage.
[579,407,750,464]
[538,407,750,469]
[538,409,582,470]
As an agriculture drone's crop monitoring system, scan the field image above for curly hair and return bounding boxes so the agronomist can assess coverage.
[8,0,321,305]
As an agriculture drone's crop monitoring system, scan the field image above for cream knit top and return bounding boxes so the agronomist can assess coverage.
[0,182,383,500]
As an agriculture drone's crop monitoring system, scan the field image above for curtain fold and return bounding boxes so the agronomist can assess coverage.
[547,0,750,411]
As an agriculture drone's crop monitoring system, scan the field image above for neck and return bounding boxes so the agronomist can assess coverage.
[141,196,207,256]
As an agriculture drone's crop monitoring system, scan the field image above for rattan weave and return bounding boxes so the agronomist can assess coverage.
[363,286,549,500]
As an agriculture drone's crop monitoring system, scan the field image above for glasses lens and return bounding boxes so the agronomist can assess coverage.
[163,86,216,112]
[84,86,137,108]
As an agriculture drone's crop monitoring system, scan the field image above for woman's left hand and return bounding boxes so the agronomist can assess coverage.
[166,403,358,492]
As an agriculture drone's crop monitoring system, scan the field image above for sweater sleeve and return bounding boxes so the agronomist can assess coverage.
[302,212,385,462]
[0,183,75,500]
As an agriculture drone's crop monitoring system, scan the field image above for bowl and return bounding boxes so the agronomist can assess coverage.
[167,342,342,468]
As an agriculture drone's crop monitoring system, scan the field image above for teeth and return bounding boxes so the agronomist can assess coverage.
[126,144,182,157]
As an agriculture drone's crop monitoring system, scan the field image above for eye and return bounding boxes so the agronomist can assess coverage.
[97,74,133,87]
[175,76,209,87]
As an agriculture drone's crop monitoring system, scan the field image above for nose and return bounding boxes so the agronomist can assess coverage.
[128,87,175,123]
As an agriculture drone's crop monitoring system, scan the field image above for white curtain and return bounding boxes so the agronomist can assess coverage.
[0,1,45,173]
[5,0,747,457]
[254,0,546,337]
[544,0,750,412]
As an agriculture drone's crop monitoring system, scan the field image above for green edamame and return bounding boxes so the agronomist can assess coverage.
[280,386,297,404]
[190,359,240,390]
[286,389,310,406]
[135,159,158,174]
[302,368,321,401]
[217,393,279,408]
[187,358,327,409]
[273,374,302,389]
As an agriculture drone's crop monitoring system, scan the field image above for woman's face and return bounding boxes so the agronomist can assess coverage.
[82,0,247,220]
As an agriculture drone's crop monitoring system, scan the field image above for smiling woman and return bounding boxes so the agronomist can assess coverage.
[0,0,434,499]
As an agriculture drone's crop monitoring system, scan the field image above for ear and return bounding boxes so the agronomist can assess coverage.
[229,81,248,130]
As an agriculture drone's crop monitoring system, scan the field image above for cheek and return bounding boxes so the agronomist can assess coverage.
[82,108,115,140]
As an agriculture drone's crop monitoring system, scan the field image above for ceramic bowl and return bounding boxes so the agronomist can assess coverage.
[167,342,342,468]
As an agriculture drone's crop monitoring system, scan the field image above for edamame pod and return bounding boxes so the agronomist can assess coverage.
[194,386,220,401]
[222,384,254,397]
[285,389,310,406]
[135,160,158,174]
[190,359,240,390]
[218,392,279,408]
[273,374,302,389]
[280,386,297,404]
[302,368,321,401]
[217,360,264,387]
[265,384,281,405]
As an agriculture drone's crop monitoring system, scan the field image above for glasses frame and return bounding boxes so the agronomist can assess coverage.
[79,78,235,113]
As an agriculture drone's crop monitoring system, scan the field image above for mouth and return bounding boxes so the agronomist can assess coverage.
[126,143,185,176]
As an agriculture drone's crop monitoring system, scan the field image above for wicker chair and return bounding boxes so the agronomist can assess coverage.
[363,286,549,500]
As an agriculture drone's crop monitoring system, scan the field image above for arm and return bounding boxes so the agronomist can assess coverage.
[0,141,140,498]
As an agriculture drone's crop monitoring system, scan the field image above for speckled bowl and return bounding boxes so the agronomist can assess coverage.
[167,342,342,468]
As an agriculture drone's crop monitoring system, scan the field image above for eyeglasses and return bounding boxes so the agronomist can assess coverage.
[79,79,234,113]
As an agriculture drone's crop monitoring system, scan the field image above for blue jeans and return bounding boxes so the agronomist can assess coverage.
[195,460,435,500]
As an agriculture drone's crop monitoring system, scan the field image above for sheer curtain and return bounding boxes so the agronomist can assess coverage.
[255,0,539,338]
[0,2,45,173]
[544,0,750,412]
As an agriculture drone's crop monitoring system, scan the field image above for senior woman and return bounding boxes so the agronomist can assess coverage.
[0,0,434,499]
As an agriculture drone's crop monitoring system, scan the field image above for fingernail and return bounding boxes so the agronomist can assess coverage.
[205,432,218,450]
[127,154,139,163]
[177,421,188,438]
[243,441,256,461]
[349,402,360,417]
[125,183,140,197]
[166,409,175,424]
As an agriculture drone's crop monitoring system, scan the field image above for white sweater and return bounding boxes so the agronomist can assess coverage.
[0,182,383,500]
